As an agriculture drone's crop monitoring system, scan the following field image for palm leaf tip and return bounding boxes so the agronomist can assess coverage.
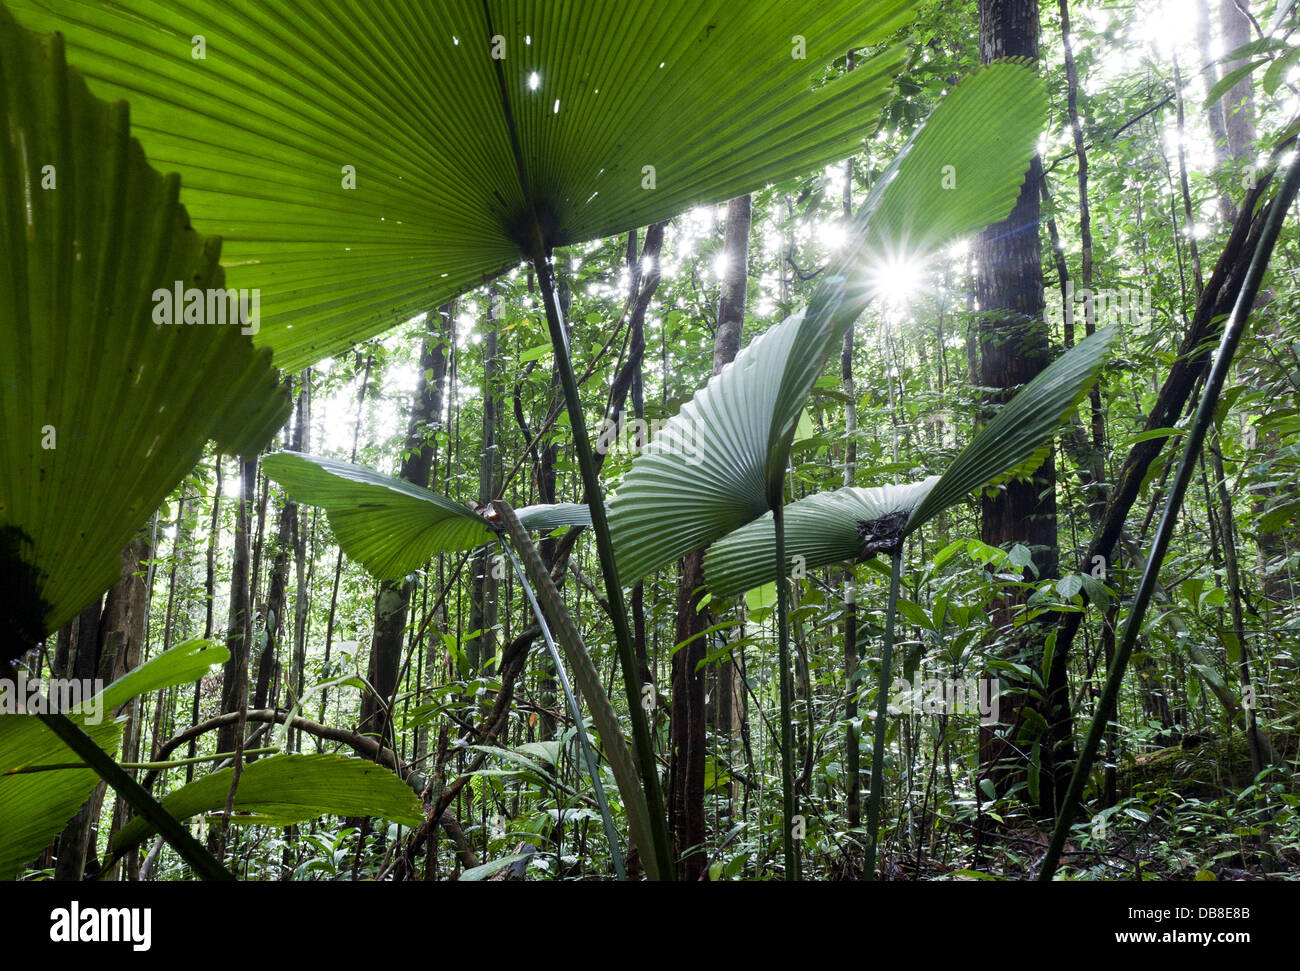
[902,325,1119,536]
[261,452,495,581]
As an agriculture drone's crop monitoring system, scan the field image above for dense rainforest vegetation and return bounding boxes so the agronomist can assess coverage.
[2,0,1300,889]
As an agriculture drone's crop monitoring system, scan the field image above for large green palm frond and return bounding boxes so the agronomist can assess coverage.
[0,7,288,652]
[261,453,495,581]
[701,327,1119,596]
[608,61,1049,581]
[111,754,423,856]
[261,452,603,579]
[8,0,920,370]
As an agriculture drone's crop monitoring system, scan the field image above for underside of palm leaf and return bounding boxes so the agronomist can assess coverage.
[261,453,495,581]
[8,0,921,370]
[703,478,938,597]
[0,8,288,653]
[514,503,594,531]
[609,61,1049,582]
[702,327,1118,597]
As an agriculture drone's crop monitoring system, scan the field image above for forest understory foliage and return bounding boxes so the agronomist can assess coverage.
[3,0,1300,884]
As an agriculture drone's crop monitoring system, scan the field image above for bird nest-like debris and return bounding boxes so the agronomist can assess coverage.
[855,510,909,558]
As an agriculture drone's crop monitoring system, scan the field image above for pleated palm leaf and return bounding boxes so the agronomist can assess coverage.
[701,327,1119,596]
[0,7,288,657]
[260,452,595,579]
[607,60,1049,581]
[7,0,923,370]
[701,326,1117,877]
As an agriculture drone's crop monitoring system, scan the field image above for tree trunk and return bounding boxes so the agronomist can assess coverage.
[973,0,1063,816]
[467,289,501,677]
[359,305,451,738]
[669,195,750,880]
[54,533,151,880]
[216,458,257,756]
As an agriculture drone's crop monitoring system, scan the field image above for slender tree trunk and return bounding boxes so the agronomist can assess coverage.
[290,373,312,752]
[216,458,257,756]
[188,459,223,781]
[467,289,501,676]
[1059,0,1108,520]
[359,306,451,738]
[414,306,452,763]
[319,351,373,731]
[669,195,750,880]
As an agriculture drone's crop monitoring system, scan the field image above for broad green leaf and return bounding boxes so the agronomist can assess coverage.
[897,599,935,630]
[610,62,1048,581]
[1262,45,1300,97]
[459,853,531,882]
[0,7,288,649]
[0,714,123,880]
[93,639,229,715]
[703,479,937,597]
[1056,574,1084,600]
[8,0,920,371]
[112,754,423,853]
[904,326,1118,535]
[612,314,804,581]
[1206,59,1268,106]
[0,637,228,878]
[262,452,494,580]
[746,583,777,612]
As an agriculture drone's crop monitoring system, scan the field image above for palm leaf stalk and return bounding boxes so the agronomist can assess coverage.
[1038,152,1300,881]
[493,501,663,880]
[38,712,236,881]
[498,539,626,880]
[864,550,902,880]
[525,241,673,880]
[771,499,799,879]
[478,12,674,871]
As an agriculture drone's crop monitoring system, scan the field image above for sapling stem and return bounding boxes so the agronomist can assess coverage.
[773,499,799,879]
[865,549,902,880]
[501,539,627,879]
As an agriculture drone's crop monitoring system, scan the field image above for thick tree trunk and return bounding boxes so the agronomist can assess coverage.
[973,0,1063,816]
[54,533,151,880]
